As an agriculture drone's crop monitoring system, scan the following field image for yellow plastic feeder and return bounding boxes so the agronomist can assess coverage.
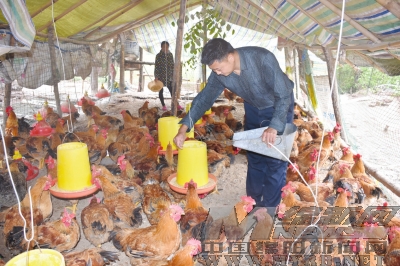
[49,142,98,199]
[177,140,208,186]
[158,116,180,151]
[168,140,216,194]
[5,249,64,266]
[185,103,203,125]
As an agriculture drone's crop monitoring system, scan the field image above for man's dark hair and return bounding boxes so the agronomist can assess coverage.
[201,38,235,65]
[161,41,169,47]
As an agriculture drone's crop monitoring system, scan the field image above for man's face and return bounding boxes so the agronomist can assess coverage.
[208,54,234,76]
[161,44,169,53]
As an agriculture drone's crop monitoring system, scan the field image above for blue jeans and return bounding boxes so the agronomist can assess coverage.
[244,93,294,207]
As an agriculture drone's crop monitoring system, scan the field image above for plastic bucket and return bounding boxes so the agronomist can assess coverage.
[5,249,65,266]
[158,117,180,151]
[177,140,208,186]
[57,142,92,191]
[185,103,203,125]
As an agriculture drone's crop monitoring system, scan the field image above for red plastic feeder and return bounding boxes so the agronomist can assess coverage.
[157,145,178,155]
[61,95,77,113]
[30,113,54,137]
[95,84,110,99]
[167,173,217,195]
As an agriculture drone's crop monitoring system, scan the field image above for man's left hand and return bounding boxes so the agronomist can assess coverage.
[262,127,277,148]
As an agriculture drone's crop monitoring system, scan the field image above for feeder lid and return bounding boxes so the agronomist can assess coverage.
[30,119,54,137]
[96,86,110,98]
[167,173,217,195]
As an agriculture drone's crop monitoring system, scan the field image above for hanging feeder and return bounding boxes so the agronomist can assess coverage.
[78,91,95,106]
[49,142,98,198]
[30,113,54,137]
[5,249,64,266]
[95,83,110,98]
[61,95,78,113]
[168,140,216,195]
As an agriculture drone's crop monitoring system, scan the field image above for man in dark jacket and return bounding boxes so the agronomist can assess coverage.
[174,38,294,207]
[154,41,182,111]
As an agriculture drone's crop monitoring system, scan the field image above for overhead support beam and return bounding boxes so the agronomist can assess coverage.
[36,32,100,45]
[92,1,200,43]
[72,0,141,37]
[353,50,387,73]
[375,0,400,20]
[83,0,144,39]
[37,0,88,32]
[31,0,58,18]
[243,0,306,42]
[318,0,381,43]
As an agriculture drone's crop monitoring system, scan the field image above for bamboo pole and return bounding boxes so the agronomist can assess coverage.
[284,47,295,82]
[322,46,346,141]
[294,48,300,100]
[319,0,381,43]
[375,0,400,20]
[31,0,59,18]
[72,0,141,37]
[201,1,207,85]
[37,0,88,32]
[83,0,144,39]
[47,26,62,116]
[138,47,144,92]
[364,161,400,199]
[171,0,186,116]
[91,65,98,95]
[2,83,11,130]
[119,35,125,93]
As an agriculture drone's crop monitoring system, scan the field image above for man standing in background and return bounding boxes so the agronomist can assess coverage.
[154,41,182,111]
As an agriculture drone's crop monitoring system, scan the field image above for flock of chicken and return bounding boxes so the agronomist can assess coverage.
[0,93,247,265]
[1,90,399,266]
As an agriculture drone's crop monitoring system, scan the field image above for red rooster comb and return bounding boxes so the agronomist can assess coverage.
[353,154,362,161]
[341,147,349,154]
[310,149,319,161]
[334,123,341,133]
[5,106,13,114]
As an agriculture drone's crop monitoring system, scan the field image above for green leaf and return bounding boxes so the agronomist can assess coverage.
[221,19,226,26]
[184,43,190,49]
[191,14,195,20]
[171,21,175,27]
[194,38,201,47]
[226,24,231,31]
[210,27,216,35]
[223,32,226,38]
[232,29,235,35]
[185,15,189,23]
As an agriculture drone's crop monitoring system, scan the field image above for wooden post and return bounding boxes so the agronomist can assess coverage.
[119,35,125,93]
[138,46,143,92]
[91,65,98,94]
[201,1,207,85]
[47,26,62,116]
[171,0,186,116]
[2,83,11,130]
[296,48,308,96]
[284,47,295,83]
[322,46,347,142]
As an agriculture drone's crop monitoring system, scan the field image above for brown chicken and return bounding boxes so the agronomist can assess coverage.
[107,141,132,163]
[340,146,354,163]
[385,227,400,266]
[142,180,172,225]
[290,181,332,203]
[250,208,275,265]
[334,187,351,207]
[81,97,106,127]
[81,196,114,247]
[211,105,236,117]
[3,176,53,250]
[121,109,144,129]
[236,97,244,103]
[223,88,237,105]
[45,155,57,180]
[296,128,313,150]
[61,111,80,130]
[206,196,255,245]
[148,238,202,266]
[25,136,57,169]
[44,106,61,128]
[138,100,150,118]
[111,204,184,264]
[351,154,383,199]
[142,108,159,130]
[210,121,234,140]
[286,162,300,183]
[5,106,18,136]
[225,111,243,132]
[180,180,210,245]
[93,174,142,228]
[29,208,80,252]
[207,149,230,168]
[117,155,143,185]
[92,113,121,129]
[91,165,143,203]
[0,159,27,208]
[63,248,119,266]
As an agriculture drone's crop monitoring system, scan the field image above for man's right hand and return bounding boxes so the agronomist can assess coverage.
[173,125,188,149]
[155,78,158,81]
